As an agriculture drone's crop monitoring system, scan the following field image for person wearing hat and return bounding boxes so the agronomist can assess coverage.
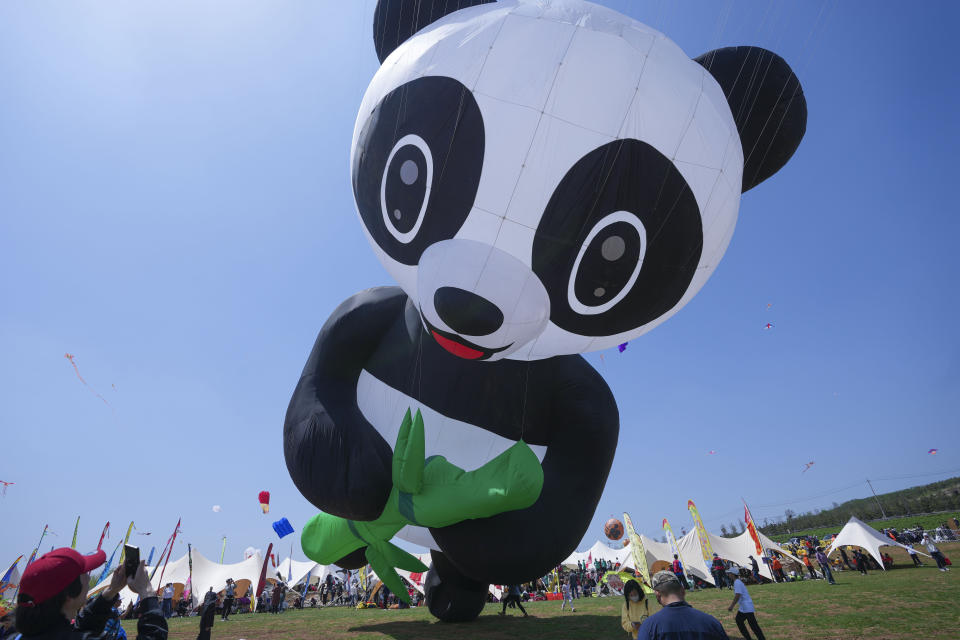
[14,547,166,639]
[726,568,765,640]
[634,571,728,640]
[620,579,650,640]
[710,554,726,589]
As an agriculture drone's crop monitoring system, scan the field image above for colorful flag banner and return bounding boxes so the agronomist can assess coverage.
[94,542,122,587]
[71,517,80,550]
[687,500,715,565]
[288,542,294,582]
[622,512,652,590]
[662,517,690,583]
[146,547,156,567]
[156,518,181,586]
[25,525,50,569]
[118,522,135,568]
[220,537,227,564]
[743,502,764,557]
[184,544,194,605]
[97,522,111,551]
[0,555,23,599]
[255,543,274,603]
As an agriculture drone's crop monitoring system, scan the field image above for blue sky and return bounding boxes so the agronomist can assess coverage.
[2,0,958,567]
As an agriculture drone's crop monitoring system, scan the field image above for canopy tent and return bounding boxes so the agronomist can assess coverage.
[561,539,632,568]
[272,557,336,590]
[826,516,931,570]
[677,529,803,585]
[90,550,266,608]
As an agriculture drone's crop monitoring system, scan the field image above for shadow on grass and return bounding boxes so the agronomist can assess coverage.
[349,613,622,639]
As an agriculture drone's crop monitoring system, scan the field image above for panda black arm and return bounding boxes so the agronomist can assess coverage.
[283,286,407,521]
[428,355,619,584]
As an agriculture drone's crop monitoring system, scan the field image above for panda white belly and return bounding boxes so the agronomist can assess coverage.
[355,368,548,549]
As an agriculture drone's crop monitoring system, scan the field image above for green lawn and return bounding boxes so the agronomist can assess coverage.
[764,512,960,542]
[125,543,959,639]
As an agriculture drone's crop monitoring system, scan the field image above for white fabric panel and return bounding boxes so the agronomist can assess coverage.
[356,368,547,472]
[826,516,931,570]
[89,551,266,609]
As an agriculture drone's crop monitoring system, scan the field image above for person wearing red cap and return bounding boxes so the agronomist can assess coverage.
[14,547,167,639]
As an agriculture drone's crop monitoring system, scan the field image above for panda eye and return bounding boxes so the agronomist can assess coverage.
[567,213,646,315]
[380,135,433,243]
[352,76,485,266]
[532,139,703,337]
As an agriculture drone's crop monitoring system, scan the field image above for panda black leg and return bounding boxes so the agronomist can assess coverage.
[424,550,488,622]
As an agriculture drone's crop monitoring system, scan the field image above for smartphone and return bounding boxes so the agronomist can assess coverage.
[123,545,140,578]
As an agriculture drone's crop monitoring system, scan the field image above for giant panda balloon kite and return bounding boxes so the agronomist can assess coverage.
[285,0,806,622]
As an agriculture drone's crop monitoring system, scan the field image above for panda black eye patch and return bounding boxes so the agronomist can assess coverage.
[532,139,703,336]
[352,76,485,265]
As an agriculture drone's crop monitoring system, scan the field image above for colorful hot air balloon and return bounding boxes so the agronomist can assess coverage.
[258,491,270,514]
[928,448,938,455]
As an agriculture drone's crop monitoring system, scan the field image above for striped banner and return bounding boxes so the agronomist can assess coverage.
[622,512,651,589]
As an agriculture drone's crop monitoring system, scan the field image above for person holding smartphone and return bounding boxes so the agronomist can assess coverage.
[14,547,166,639]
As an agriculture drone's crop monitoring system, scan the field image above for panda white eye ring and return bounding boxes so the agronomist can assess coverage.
[380,134,434,244]
[567,211,647,316]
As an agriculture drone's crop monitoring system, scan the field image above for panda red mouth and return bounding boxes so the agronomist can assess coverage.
[421,316,512,361]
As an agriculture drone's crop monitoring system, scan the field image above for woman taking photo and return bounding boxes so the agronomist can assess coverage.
[620,579,650,640]
[14,547,166,640]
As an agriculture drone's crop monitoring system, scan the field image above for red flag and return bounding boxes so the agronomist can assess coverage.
[744,504,763,556]
[157,518,181,586]
[97,522,111,551]
[256,543,274,599]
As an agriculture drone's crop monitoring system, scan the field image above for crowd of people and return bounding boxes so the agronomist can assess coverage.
[2,523,954,640]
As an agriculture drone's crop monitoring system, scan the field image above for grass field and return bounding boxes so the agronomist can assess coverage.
[123,543,959,640]
[764,512,960,543]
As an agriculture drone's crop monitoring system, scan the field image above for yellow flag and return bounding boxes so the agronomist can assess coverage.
[622,512,651,590]
[687,500,715,565]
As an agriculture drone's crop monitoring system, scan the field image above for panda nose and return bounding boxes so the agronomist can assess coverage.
[433,287,504,336]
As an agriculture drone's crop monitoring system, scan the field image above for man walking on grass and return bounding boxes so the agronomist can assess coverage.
[727,568,765,640]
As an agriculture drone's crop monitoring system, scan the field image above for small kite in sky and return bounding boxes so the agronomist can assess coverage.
[707,450,717,455]
[766,303,772,310]
[764,323,774,330]
[802,461,815,473]
[599,354,605,364]
[259,491,271,514]
[0,481,13,497]
[64,353,113,409]
[212,505,222,513]
[618,342,628,353]
[928,448,938,455]
[272,517,294,539]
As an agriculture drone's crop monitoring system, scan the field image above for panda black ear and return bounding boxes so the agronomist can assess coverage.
[694,46,807,192]
[373,0,496,64]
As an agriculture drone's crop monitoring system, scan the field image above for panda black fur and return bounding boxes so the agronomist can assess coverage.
[285,0,806,622]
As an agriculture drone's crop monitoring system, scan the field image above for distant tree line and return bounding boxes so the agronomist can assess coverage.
[753,476,960,537]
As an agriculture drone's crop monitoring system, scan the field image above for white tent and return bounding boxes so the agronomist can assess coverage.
[826,516,931,570]
[90,550,267,608]
[676,529,803,585]
[272,557,336,590]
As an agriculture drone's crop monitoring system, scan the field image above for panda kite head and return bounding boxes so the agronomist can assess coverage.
[352,0,806,361]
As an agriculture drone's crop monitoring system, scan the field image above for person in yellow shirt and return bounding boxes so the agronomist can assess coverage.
[620,579,650,639]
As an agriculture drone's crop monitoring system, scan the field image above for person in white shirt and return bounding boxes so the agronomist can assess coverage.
[161,583,175,619]
[906,544,923,567]
[726,569,765,640]
[923,534,950,571]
